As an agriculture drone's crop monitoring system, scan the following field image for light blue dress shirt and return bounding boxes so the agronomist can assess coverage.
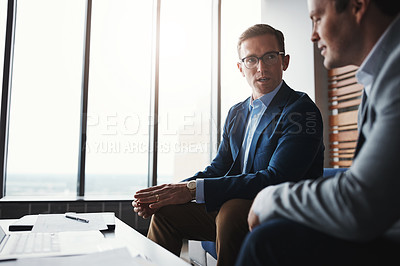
[195,82,283,203]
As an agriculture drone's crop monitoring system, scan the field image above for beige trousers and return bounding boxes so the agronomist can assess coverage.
[147,199,252,266]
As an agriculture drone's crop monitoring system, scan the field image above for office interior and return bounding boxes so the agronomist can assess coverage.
[0,0,344,235]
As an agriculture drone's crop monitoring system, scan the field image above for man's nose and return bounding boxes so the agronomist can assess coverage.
[311,25,319,43]
[257,59,268,72]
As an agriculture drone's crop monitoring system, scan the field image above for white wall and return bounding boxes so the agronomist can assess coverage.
[261,0,315,100]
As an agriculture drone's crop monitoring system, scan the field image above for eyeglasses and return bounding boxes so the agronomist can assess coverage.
[240,51,285,69]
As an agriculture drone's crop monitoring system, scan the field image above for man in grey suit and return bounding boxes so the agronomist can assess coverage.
[236,0,400,265]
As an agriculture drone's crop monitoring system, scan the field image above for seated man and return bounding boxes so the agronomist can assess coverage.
[237,0,400,265]
[133,24,324,266]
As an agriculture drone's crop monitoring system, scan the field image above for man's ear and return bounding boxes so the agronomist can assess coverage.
[282,54,290,71]
[351,0,370,24]
[237,62,245,77]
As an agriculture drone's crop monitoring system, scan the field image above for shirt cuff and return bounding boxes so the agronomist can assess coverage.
[196,179,205,203]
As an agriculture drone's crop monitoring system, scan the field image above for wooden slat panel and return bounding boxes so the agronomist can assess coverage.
[331,160,353,167]
[330,110,358,127]
[332,154,355,159]
[329,70,357,82]
[330,149,356,154]
[331,153,356,159]
[330,98,361,110]
[330,130,358,142]
[330,142,357,149]
[328,65,358,76]
[329,76,357,89]
[335,91,362,102]
[337,124,358,131]
[328,83,363,97]
[328,65,359,168]
[328,76,357,90]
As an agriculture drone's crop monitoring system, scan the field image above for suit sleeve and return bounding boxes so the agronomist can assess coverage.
[203,96,324,211]
[252,48,400,241]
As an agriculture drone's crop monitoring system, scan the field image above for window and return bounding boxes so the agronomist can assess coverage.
[85,0,153,196]
[0,0,7,111]
[6,0,85,196]
[157,0,212,184]
[221,0,260,120]
[1,0,261,198]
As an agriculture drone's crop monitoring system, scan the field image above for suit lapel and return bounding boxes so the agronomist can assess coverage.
[244,83,291,173]
[354,89,369,157]
[358,89,369,127]
[230,98,250,161]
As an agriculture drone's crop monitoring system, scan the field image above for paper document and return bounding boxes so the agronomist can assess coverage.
[32,213,108,233]
[0,230,105,261]
[0,247,155,266]
[9,213,115,232]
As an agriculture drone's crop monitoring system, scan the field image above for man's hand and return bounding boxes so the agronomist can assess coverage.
[132,200,157,219]
[132,183,192,218]
[248,208,261,231]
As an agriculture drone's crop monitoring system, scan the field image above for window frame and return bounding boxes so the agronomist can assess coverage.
[0,0,222,199]
[0,0,16,198]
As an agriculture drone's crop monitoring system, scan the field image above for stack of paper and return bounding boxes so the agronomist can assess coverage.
[0,247,155,266]
[32,213,108,233]
[9,213,115,232]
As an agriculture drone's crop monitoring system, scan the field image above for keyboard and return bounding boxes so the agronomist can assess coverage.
[10,233,60,254]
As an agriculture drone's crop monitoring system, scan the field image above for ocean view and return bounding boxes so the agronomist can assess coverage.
[4,173,171,197]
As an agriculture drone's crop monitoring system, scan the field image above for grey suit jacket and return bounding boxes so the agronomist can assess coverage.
[253,15,400,241]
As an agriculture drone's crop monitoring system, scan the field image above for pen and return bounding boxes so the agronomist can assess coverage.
[65,214,90,223]
[0,258,17,262]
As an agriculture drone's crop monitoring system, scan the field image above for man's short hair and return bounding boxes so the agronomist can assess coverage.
[334,0,400,16]
[237,24,285,59]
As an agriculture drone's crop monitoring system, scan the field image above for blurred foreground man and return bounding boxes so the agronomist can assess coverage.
[236,1,400,265]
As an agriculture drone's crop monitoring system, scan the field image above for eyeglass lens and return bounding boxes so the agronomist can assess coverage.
[244,52,279,69]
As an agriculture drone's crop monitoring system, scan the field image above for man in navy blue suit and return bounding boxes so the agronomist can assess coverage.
[133,24,324,266]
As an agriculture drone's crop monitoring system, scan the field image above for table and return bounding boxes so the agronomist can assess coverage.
[0,217,189,266]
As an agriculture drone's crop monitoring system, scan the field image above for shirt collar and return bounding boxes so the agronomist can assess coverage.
[249,80,283,111]
[356,14,400,96]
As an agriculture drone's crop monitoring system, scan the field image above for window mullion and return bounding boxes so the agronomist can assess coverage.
[148,0,161,187]
[210,0,221,160]
[77,0,92,197]
[0,0,17,198]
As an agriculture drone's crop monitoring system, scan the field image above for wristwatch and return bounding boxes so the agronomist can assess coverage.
[186,180,196,200]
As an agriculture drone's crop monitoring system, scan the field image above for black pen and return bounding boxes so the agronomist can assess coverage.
[0,258,17,262]
[65,214,89,223]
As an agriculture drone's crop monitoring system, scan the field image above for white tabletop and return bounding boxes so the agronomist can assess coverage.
[0,217,189,266]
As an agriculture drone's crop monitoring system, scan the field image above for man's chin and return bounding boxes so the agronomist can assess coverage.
[323,62,335,70]
[324,58,341,70]
[323,56,351,70]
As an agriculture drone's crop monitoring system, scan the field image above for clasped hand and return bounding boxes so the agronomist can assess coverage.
[247,208,261,231]
[132,183,192,219]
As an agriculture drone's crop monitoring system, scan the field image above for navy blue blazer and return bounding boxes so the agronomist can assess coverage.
[186,81,324,212]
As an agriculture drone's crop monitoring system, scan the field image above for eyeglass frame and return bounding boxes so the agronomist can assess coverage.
[240,51,285,69]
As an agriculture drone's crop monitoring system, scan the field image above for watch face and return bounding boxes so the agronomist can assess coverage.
[188,181,196,190]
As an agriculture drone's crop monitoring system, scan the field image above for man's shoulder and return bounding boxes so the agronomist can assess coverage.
[228,97,250,113]
[279,84,319,112]
[370,43,400,108]
[289,90,315,105]
[367,19,400,104]
[375,41,400,86]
